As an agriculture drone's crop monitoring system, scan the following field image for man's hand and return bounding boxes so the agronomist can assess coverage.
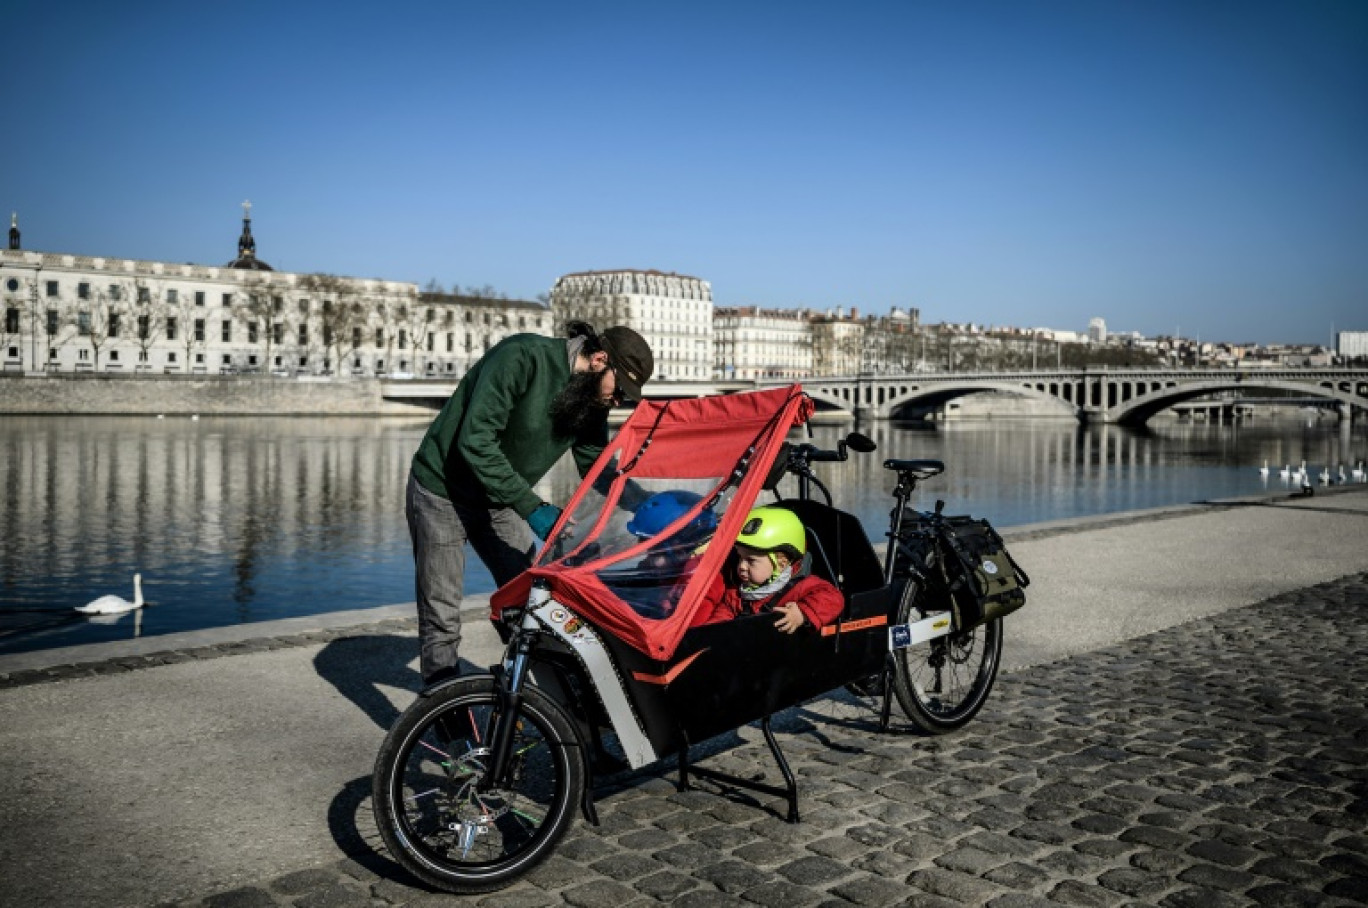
[527,503,563,542]
[772,602,807,634]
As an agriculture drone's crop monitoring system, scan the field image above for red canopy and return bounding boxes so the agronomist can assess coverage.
[491,385,814,660]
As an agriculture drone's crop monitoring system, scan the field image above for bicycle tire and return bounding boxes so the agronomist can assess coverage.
[890,579,1003,733]
[372,676,586,894]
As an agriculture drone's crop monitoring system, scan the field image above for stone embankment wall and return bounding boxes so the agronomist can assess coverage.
[0,375,435,416]
[939,391,1076,420]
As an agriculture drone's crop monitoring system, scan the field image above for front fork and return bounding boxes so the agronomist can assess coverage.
[480,584,551,791]
[477,585,602,824]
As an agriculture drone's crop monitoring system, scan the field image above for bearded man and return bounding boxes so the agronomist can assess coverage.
[406,321,654,684]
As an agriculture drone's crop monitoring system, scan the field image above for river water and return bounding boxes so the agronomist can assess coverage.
[2,412,1364,656]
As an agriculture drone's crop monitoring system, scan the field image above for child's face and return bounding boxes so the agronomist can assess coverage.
[735,545,789,587]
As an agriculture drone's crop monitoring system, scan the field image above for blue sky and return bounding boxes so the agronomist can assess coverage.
[5,1,1365,345]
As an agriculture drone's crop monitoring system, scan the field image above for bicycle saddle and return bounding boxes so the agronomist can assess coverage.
[882,459,945,478]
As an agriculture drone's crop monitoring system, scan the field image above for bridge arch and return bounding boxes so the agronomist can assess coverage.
[1109,378,1362,426]
[790,369,1368,426]
[880,382,1076,420]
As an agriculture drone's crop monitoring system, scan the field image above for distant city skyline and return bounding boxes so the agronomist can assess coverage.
[5,0,1364,347]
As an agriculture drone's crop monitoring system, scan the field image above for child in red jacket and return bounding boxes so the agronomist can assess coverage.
[695,506,844,632]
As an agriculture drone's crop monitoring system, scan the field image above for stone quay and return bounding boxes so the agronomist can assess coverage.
[1,486,1366,906]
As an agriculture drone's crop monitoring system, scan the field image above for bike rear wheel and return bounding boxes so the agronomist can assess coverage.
[372,676,586,894]
[890,580,1003,733]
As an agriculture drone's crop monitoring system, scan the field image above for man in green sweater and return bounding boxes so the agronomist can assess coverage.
[406,321,654,684]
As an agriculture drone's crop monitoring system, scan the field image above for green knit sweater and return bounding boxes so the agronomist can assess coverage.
[410,334,607,517]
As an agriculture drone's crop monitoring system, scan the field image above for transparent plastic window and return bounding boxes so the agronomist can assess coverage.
[539,476,741,620]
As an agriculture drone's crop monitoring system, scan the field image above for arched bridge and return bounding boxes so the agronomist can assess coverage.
[777,368,1368,426]
[382,368,1368,427]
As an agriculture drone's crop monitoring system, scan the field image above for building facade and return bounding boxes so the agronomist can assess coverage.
[549,270,713,380]
[713,306,813,379]
[414,292,552,378]
[1337,330,1368,361]
[0,211,550,379]
[809,307,866,376]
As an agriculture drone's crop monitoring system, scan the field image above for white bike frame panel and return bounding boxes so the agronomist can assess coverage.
[531,601,659,769]
[889,611,953,649]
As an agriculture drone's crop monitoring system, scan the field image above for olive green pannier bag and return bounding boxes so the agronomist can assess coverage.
[936,516,1029,631]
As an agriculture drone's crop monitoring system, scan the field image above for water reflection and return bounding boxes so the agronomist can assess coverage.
[809,416,1366,534]
[1,412,1363,655]
[1,416,433,652]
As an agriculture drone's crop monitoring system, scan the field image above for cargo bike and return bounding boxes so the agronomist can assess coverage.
[372,386,1029,893]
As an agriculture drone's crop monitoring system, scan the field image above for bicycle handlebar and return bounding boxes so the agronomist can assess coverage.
[788,431,877,468]
[801,445,845,463]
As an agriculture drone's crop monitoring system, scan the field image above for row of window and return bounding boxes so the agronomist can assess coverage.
[4,307,512,353]
[2,277,227,306]
[3,342,478,380]
[4,279,547,332]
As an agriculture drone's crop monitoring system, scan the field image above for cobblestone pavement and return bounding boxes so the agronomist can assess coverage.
[159,572,1368,908]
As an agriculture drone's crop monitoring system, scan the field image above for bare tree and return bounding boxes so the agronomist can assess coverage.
[837,328,864,375]
[459,283,507,300]
[341,297,373,373]
[80,283,129,370]
[873,320,921,373]
[547,277,616,337]
[166,286,212,372]
[860,318,886,373]
[122,277,169,371]
[279,294,323,373]
[394,295,431,375]
[40,290,78,371]
[297,273,369,375]
[0,279,28,367]
[228,276,279,371]
[369,299,396,373]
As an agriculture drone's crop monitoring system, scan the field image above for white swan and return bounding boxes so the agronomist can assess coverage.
[75,574,145,615]
[1279,464,1291,481]
[1318,466,1330,485]
[1259,460,1269,478]
[1354,461,1366,482]
[1339,464,1348,484]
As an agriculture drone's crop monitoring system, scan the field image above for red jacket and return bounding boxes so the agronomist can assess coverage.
[693,571,845,631]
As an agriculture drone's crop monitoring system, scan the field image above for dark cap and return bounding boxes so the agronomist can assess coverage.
[599,326,654,402]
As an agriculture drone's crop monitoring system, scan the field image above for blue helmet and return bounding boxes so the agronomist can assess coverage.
[626,490,718,540]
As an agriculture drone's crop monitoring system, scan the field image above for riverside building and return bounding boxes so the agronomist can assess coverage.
[810,307,867,376]
[713,306,813,379]
[0,208,550,379]
[414,291,553,377]
[549,269,713,380]
[1338,331,1368,362]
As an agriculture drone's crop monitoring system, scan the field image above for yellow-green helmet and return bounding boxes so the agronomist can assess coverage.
[736,506,805,561]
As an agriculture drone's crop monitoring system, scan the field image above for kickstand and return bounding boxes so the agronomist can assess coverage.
[878,657,895,733]
[677,715,800,823]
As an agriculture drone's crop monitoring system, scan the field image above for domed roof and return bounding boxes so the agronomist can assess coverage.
[227,252,273,271]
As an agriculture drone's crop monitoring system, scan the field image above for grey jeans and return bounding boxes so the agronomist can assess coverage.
[405,471,537,683]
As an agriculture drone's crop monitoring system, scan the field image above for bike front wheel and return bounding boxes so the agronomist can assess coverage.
[372,676,586,894]
[890,580,1003,734]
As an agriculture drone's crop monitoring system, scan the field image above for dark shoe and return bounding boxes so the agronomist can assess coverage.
[423,666,463,689]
